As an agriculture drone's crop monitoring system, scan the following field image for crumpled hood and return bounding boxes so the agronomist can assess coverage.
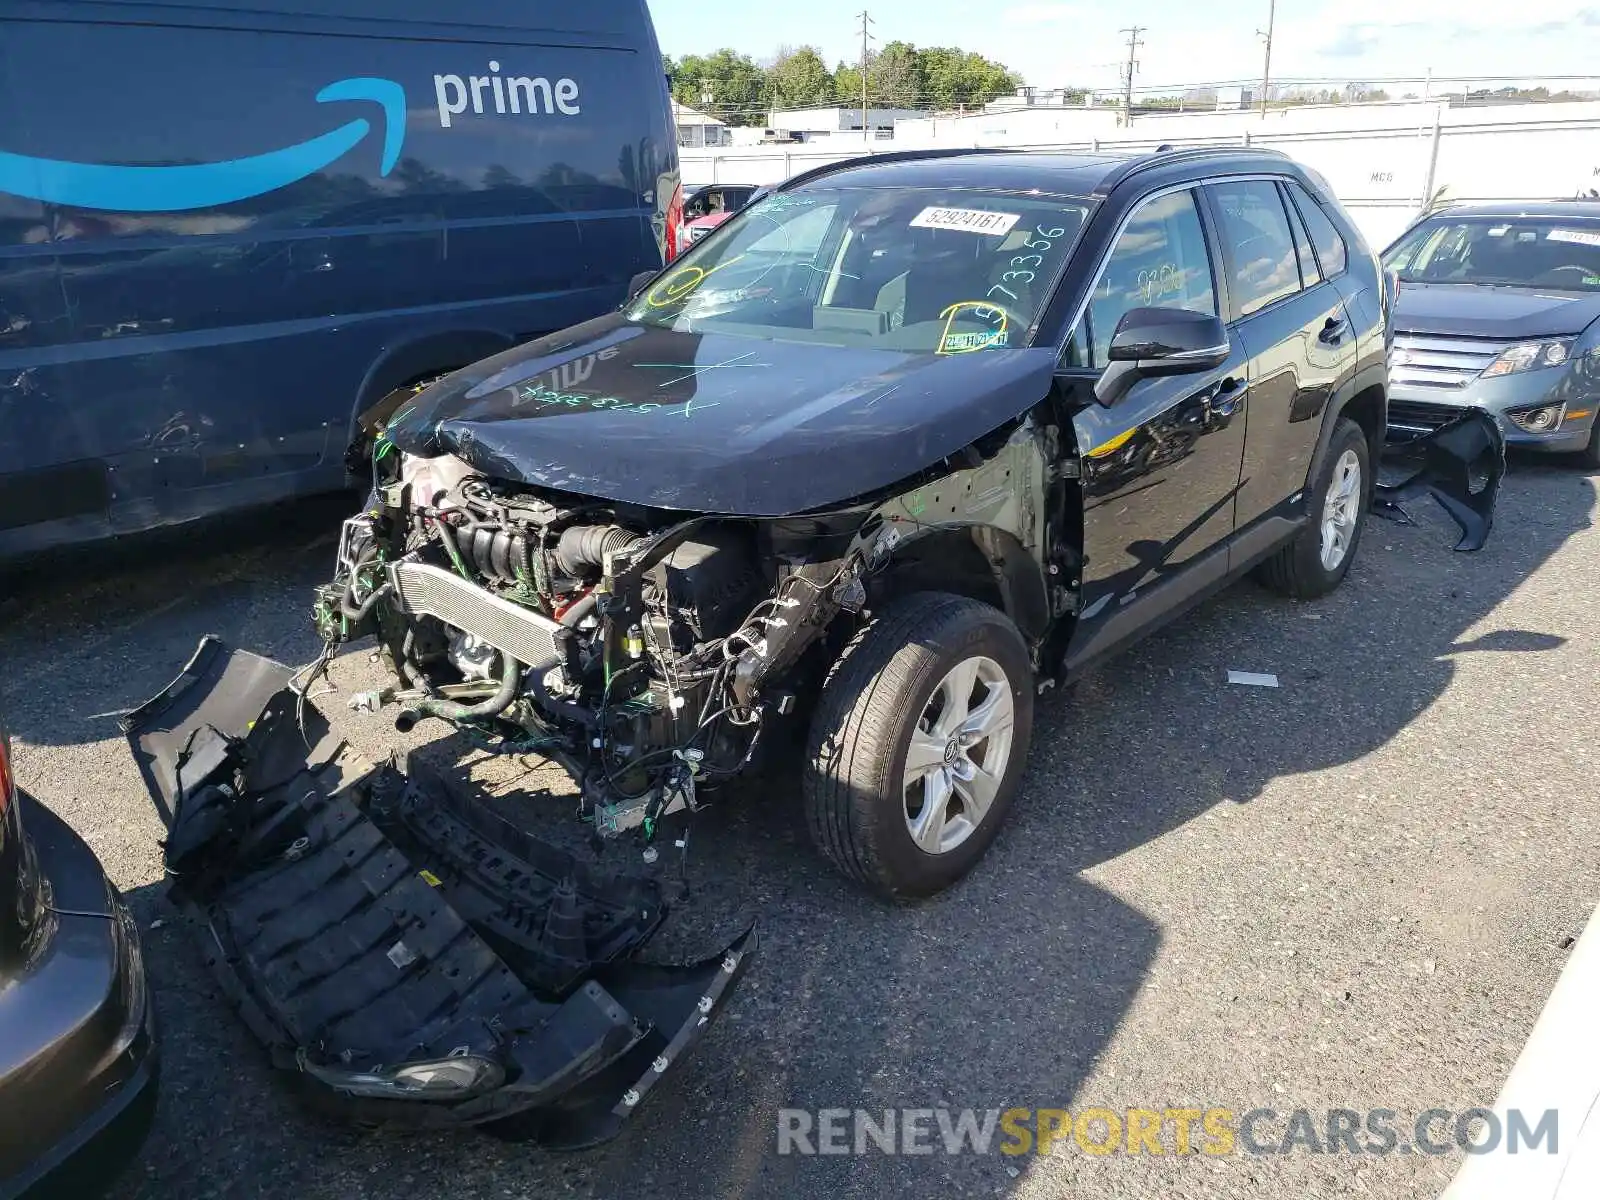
[384,313,1057,515]
[1394,282,1600,338]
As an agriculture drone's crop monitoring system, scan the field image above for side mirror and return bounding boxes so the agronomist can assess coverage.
[1094,306,1230,408]
[625,270,656,302]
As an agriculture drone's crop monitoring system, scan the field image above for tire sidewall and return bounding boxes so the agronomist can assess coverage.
[1302,420,1370,591]
[870,605,1035,896]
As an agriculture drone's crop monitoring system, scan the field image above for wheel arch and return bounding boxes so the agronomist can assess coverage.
[1310,373,1386,491]
[866,523,1052,646]
[1339,380,1387,467]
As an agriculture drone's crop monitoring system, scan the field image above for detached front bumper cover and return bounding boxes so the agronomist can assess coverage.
[1374,408,1506,552]
[121,636,753,1146]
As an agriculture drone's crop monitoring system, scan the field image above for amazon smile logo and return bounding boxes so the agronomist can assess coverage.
[0,60,586,214]
[0,76,405,213]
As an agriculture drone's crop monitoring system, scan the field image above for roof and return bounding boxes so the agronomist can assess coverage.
[785,151,1123,198]
[778,147,1296,199]
[671,101,726,128]
[1422,201,1600,219]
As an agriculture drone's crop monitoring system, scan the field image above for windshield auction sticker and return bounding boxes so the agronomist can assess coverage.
[1547,228,1600,246]
[909,206,1021,236]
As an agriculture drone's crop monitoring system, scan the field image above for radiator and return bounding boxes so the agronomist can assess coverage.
[387,560,566,667]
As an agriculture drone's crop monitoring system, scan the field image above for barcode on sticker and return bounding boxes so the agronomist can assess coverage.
[1547,228,1600,247]
[909,206,1021,236]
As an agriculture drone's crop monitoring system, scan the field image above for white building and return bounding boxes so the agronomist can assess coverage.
[672,100,731,148]
[984,86,1091,113]
[765,105,928,142]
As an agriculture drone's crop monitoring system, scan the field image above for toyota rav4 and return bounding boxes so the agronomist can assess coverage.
[122,147,1500,1137]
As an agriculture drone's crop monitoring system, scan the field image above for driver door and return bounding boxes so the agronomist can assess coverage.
[1058,187,1251,672]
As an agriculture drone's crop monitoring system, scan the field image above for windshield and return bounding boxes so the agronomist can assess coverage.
[1384,216,1600,290]
[627,186,1093,353]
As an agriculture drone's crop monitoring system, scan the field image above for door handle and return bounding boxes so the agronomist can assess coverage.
[1319,316,1348,345]
[1203,377,1242,422]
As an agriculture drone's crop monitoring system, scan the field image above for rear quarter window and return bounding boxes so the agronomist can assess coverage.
[1287,181,1348,278]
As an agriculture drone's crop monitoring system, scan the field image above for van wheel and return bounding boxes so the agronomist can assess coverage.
[803,592,1034,901]
[1257,418,1370,599]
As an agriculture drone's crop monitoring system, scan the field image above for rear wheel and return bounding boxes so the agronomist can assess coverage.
[1257,418,1369,599]
[803,592,1034,900]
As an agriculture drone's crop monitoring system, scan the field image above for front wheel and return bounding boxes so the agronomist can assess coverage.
[1579,416,1600,470]
[1257,418,1370,599]
[803,592,1035,900]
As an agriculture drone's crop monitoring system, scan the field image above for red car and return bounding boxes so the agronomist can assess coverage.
[679,183,770,249]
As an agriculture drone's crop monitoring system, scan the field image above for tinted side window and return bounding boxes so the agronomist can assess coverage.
[1288,181,1348,277]
[1280,183,1322,287]
[1083,189,1217,367]
[1209,180,1302,316]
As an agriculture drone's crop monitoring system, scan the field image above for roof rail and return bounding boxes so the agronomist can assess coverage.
[774,146,1020,192]
[1093,143,1292,196]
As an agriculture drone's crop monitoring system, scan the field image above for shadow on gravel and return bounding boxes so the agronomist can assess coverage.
[6,461,1592,1200]
[0,497,343,748]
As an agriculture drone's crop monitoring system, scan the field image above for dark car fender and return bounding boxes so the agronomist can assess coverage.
[346,329,518,458]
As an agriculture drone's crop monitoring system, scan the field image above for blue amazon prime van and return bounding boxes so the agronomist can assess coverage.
[0,0,681,558]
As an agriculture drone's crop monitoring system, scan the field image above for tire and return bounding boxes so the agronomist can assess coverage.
[1579,418,1600,470]
[1257,418,1370,600]
[803,592,1035,900]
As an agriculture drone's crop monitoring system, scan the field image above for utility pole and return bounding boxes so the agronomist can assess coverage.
[1257,0,1275,117]
[1119,26,1144,125]
[858,10,875,143]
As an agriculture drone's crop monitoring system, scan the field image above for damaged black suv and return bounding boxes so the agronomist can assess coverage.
[301,147,1496,902]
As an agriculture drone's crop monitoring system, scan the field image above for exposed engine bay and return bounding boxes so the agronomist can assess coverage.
[314,399,1509,854]
[314,445,894,842]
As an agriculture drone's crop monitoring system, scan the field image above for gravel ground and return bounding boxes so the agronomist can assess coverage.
[2,461,1597,1200]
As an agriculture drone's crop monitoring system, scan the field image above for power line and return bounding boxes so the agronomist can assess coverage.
[670,72,1600,123]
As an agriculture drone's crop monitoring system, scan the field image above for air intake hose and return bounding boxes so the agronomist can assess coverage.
[394,651,521,731]
[553,524,644,577]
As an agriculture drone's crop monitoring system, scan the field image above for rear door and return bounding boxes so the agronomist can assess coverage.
[1061,186,1250,671]
[1204,178,1358,536]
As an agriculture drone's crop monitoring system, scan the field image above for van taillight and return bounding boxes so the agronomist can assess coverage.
[664,181,685,262]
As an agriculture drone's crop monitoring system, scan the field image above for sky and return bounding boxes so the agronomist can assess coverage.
[652,0,1600,95]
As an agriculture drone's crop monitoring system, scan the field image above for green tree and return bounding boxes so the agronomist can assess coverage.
[873,41,928,108]
[833,57,864,107]
[670,49,768,125]
[832,43,1017,111]
[918,46,1021,109]
[767,45,834,109]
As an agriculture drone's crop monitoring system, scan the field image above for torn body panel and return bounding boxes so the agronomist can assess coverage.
[122,637,752,1145]
[1373,408,1506,552]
